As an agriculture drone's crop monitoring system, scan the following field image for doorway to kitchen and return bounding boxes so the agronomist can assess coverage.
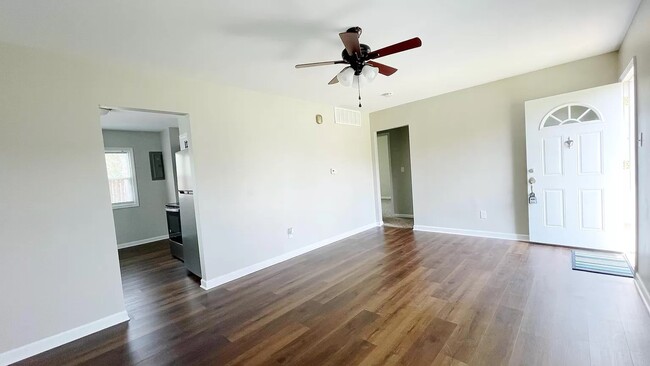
[377,126,414,228]
[98,106,203,287]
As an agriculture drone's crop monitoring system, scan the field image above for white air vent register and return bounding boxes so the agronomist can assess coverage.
[334,107,361,127]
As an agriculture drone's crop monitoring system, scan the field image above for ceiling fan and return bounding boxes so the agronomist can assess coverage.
[295,27,422,106]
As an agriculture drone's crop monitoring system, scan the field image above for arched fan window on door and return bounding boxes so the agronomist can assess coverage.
[540,104,602,128]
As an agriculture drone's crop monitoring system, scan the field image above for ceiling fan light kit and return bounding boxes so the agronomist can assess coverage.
[296,26,422,107]
[336,65,378,87]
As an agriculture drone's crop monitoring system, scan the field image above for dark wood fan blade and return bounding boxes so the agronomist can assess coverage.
[366,61,398,76]
[367,37,422,59]
[328,68,348,85]
[295,61,346,69]
[339,32,361,56]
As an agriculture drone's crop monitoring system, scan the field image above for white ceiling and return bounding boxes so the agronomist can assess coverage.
[0,0,640,111]
[100,109,179,132]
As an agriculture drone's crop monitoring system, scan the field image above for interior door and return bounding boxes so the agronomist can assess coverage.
[525,83,624,250]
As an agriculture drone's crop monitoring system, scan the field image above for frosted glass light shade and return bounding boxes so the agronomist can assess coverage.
[336,67,355,87]
[352,75,367,88]
[361,65,378,82]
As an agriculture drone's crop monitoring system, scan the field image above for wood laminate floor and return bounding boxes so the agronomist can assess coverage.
[18,227,650,365]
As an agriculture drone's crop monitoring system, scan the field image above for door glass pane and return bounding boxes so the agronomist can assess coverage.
[571,105,589,119]
[545,118,560,127]
[581,110,599,122]
[552,107,569,121]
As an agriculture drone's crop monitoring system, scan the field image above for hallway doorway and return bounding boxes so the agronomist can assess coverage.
[377,126,414,228]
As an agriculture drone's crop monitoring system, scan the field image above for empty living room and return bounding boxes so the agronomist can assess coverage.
[2,1,650,365]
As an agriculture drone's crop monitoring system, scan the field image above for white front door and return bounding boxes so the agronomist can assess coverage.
[525,84,624,250]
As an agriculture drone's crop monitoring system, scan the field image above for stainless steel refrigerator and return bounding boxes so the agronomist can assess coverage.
[175,149,202,278]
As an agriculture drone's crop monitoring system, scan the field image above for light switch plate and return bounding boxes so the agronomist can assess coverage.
[480,210,488,219]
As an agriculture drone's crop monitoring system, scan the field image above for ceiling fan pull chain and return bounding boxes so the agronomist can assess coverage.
[358,80,362,108]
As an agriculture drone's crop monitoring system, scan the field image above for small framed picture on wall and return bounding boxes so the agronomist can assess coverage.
[149,151,165,180]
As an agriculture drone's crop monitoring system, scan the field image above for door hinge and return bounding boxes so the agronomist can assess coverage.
[639,132,644,147]
[624,96,630,106]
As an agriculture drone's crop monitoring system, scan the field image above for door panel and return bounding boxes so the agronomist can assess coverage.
[543,137,564,176]
[578,132,603,175]
[544,190,565,227]
[579,189,603,230]
[525,83,624,250]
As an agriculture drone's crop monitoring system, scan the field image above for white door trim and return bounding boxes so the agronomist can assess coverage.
[371,124,414,223]
[377,131,396,216]
[620,56,639,271]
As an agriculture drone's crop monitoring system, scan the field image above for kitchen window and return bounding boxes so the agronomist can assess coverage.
[104,148,139,209]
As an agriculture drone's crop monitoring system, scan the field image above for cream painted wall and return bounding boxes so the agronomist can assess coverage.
[619,0,650,289]
[370,52,620,236]
[0,42,376,356]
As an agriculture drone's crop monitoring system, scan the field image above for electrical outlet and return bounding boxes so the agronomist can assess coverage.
[287,227,294,238]
[480,210,488,219]
[400,166,405,173]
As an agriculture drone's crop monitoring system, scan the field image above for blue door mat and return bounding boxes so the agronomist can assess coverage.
[571,250,634,278]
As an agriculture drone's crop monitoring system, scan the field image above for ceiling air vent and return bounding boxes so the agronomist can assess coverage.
[334,107,361,127]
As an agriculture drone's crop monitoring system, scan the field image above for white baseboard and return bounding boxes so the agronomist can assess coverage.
[413,225,529,242]
[634,274,650,315]
[117,235,168,249]
[393,214,414,219]
[201,222,380,290]
[0,311,129,365]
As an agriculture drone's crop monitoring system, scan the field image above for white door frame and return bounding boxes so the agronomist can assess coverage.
[97,106,206,292]
[371,124,413,224]
[377,131,396,216]
[620,57,639,270]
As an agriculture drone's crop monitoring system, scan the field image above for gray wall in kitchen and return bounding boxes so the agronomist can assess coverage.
[102,130,169,246]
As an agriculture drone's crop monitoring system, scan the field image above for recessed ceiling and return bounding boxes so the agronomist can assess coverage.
[100,109,179,132]
[0,0,640,111]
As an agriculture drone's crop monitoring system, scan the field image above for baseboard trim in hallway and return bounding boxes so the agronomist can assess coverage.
[200,222,382,290]
[636,274,650,315]
[117,235,169,249]
[0,311,129,366]
[413,224,529,241]
[393,214,414,218]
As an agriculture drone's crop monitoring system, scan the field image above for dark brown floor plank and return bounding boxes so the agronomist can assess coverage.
[15,230,650,366]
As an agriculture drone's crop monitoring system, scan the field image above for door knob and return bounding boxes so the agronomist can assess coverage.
[529,177,536,184]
